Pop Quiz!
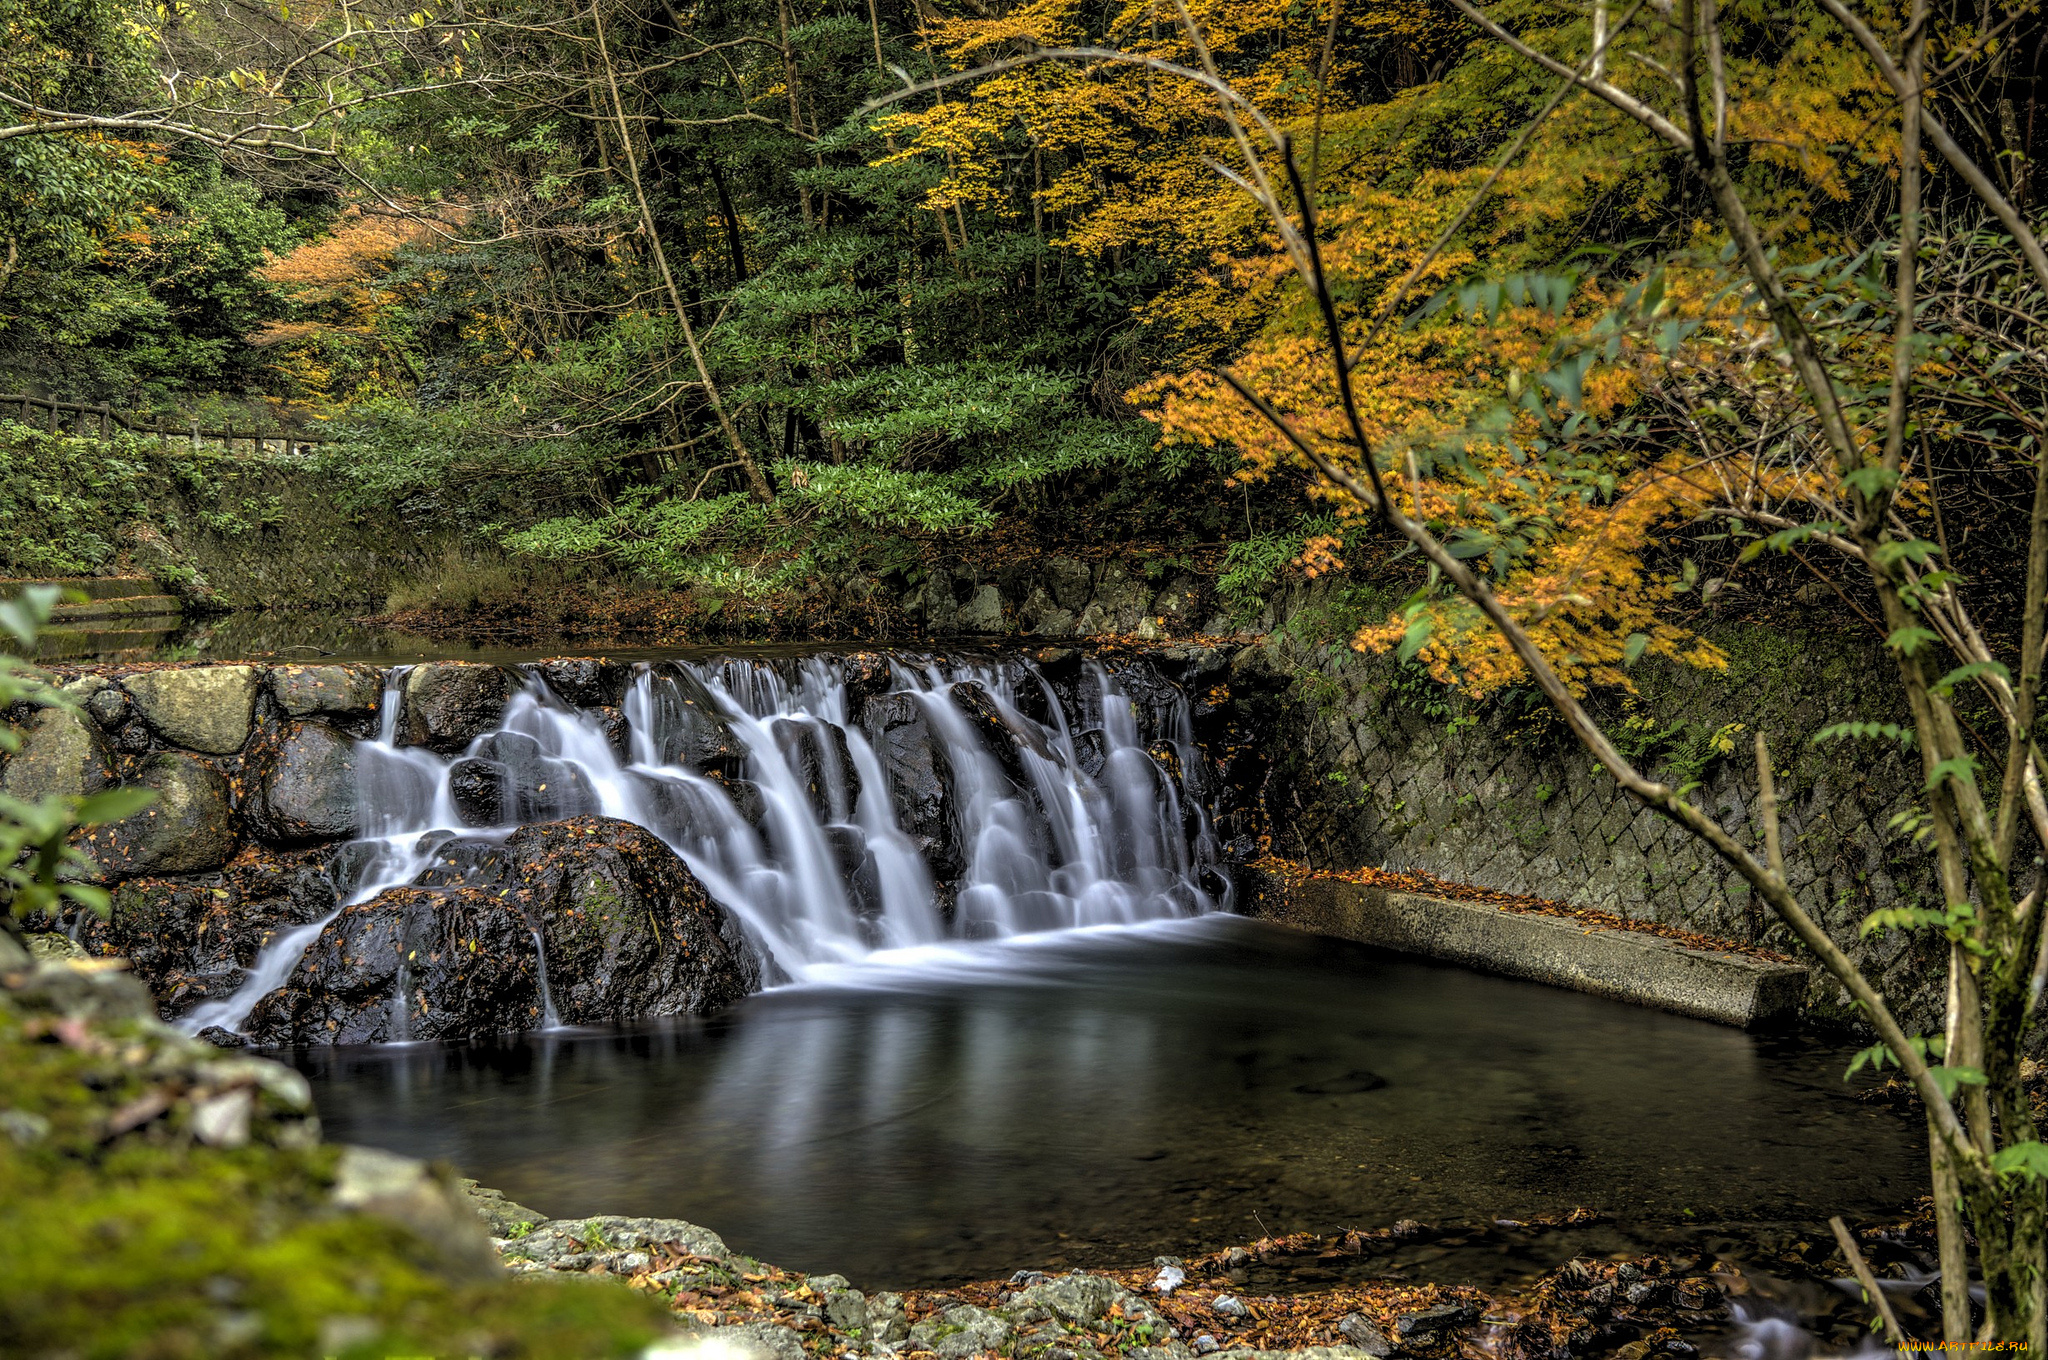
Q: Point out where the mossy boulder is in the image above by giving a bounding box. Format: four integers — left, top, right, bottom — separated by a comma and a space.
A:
0, 705, 111, 801
0, 947, 671, 1359
124, 665, 259, 754
83, 753, 236, 879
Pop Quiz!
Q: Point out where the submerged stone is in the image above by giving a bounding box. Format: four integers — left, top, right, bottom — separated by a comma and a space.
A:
532, 657, 628, 708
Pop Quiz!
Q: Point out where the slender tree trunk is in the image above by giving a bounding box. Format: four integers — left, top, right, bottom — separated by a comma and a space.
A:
591, 0, 772, 502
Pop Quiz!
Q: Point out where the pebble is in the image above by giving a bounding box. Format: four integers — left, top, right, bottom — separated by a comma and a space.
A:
1212, 1295, 1248, 1318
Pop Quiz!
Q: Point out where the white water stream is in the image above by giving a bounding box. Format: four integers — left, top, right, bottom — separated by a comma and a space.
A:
184, 654, 1223, 1036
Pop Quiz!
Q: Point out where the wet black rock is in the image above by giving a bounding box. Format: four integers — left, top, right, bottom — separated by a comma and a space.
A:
88, 846, 340, 1021
950, 680, 1043, 796
448, 757, 507, 827
248, 720, 360, 844
469, 731, 600, 823
861, 693, 958, 881
593, 705, 630, 762
242, 885, 544, 1043
625, 770, 759, 839
399, 817, 757, 1023
504, 817, 758, 1022
644, 665, 744, 772
534, 657, 628, 708
838, 651, 894, 705
401, 663, 512, 753
769, 717, 860, 821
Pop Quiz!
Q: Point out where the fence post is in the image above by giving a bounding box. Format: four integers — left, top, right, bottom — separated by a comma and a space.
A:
99, 405, 110, 441
157, 416, 167, 449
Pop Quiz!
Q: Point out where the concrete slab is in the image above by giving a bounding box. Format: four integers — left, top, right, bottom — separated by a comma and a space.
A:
1260, 877, 1809, 1029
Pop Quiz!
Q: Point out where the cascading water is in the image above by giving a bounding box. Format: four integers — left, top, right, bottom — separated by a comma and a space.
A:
183, 652, 1226, 1035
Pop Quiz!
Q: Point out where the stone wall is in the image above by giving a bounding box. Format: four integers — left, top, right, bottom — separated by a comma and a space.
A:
1218, 574, 1954, 1036
1, 659, 755, 1041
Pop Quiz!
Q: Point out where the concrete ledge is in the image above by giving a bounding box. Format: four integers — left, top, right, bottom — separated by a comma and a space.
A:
1262, 877, 1809, 1029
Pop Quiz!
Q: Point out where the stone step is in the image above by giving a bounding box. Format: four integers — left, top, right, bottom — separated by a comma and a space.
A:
1263, 876, 1811, 1029
0, 575, 170, 602
24, 626, 182, 662
48, 594, 183, 622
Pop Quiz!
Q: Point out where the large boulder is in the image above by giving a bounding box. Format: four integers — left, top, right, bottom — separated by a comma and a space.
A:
123, 666, 259, 753
271, 664, 384, 721
1, 706, 111, 801
82, 753, 236, 880
248, 720, 360, 844
503, 817, 757, 1022
401, 663, 511, 753
241, 885, 545, 1043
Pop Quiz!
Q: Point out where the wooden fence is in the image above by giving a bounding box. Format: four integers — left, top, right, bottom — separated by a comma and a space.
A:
2, 393, 329, 456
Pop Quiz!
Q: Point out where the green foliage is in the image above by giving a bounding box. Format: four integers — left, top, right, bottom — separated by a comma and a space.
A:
1219, 530, 1311, 617
0, 587, 155, 930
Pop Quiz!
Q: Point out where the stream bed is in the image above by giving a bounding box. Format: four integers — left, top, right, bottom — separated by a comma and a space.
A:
293, 913, 1924, 1292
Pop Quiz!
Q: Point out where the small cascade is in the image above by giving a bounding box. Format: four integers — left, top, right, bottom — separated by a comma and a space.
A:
185, 651, 1226, 1035
389, 957, 413, 1043
532, 928, 563, 1030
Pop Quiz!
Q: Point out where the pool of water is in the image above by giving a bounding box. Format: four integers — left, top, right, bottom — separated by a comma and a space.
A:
293, 916, 1924, 1290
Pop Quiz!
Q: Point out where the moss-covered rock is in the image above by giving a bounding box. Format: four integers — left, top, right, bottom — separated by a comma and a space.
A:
124, 666, 259, 754
270, 664, 384, 722
0, 705, 111, 802
83, 753, 236, 880
0, 945, 671, 1359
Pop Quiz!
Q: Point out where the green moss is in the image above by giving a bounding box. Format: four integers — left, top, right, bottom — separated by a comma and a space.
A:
0, 999, 669, 1359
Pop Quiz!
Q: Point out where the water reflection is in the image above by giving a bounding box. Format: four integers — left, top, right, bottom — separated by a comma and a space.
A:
296, 917, 1923, 1288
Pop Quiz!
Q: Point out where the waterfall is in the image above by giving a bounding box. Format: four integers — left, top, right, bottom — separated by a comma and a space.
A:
184, 652, 1224, 1035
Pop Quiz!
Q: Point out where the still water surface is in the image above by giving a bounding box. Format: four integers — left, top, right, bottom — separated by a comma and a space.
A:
295, 915, 1922, 1289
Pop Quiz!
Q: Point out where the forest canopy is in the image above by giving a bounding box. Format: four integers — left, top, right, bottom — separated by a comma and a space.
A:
2, 0, 2042, 678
